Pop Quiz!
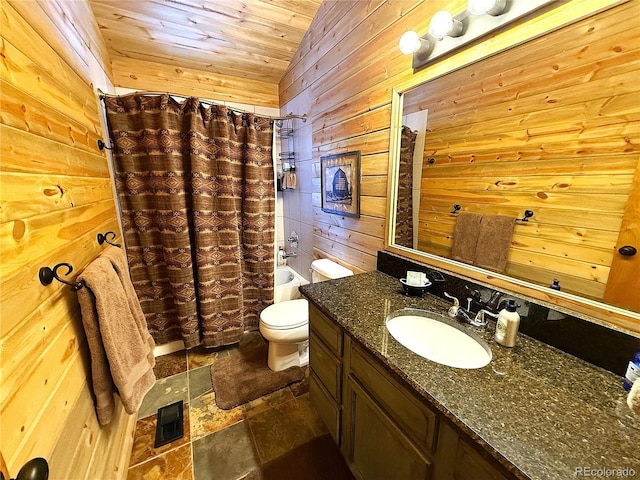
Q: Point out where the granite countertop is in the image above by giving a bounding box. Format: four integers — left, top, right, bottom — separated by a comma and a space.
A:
300, 271, 640, 480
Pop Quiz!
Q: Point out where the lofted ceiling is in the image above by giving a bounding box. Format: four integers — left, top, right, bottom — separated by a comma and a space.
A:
88, 0, 322, 85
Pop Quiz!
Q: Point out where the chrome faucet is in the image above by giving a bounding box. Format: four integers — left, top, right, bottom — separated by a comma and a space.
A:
278, 246, 297, 261
473, 309, 499, 328
444, 292, 461, 318
444, 292, 494, 327
444, 292, 474, 323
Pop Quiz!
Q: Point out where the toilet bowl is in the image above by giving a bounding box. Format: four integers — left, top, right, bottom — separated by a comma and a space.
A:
259, 259, 354, 371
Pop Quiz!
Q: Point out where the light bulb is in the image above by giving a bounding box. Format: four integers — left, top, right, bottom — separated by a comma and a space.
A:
428, 11, 463, 40
468, 0, 507, 16
399, 31, 425, 55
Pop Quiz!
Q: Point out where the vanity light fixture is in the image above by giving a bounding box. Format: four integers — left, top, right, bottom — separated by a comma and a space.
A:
399, 30, 429, 55
467, 0, 507, 16
428, 10, 463, 40
399, 0, 555, 71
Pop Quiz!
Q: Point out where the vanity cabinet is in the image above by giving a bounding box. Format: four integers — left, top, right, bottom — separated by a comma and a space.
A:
309, 305, 516, 480
343, 340, 434, 480
308, 304, 343, 444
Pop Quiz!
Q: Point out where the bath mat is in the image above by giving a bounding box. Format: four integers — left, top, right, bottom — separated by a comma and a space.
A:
210, 339, 304, 410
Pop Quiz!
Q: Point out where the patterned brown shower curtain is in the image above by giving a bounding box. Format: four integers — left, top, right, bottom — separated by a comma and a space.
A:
104, 93, 275, 348
395, 126, 417, 248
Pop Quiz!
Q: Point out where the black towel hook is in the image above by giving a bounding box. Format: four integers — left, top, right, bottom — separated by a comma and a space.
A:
97, 139, 113, 151
97, 231, 121, 248
39, 263, 84, 291
519, 210, 534, 222
450, 204, 461, 214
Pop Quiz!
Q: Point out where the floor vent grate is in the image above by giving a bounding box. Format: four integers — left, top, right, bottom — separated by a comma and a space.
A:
154, 400, 184, 448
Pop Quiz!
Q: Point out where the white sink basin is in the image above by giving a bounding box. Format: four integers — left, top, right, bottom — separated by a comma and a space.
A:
386, 309, 492, 369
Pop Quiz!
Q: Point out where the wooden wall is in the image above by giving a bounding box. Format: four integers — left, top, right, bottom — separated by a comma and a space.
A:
406, 6, 640, 302
0, 1, 135, 477
279, 0, 638, 322
110, 56, 279, 108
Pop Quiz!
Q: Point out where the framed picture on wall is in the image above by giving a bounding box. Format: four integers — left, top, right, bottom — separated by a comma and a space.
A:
320, 150, 361, 217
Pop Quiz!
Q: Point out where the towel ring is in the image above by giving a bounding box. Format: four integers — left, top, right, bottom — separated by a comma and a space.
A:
97, 231, 121, 248
39, 263, 84, 291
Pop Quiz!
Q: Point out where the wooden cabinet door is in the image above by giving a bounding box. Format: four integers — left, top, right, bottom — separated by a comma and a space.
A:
433, 422, 511, 480
343, 376, 432, 480
453, 440, 509, 480
309, 370, 341, 444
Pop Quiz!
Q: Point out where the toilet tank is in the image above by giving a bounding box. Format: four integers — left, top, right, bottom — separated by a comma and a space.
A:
310, 259, 354, 282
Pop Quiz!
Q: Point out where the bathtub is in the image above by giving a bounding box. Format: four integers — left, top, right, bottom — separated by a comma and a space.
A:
275, 266, 309, 303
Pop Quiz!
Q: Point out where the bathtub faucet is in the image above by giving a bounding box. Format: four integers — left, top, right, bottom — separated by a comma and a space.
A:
278, 247, 297, 262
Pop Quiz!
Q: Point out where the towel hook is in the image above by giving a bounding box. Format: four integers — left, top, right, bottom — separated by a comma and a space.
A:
97, 139, 113, 151
39, 263, 84, 290
519, 210, 534, 222
450, 204, 461, 214
97, 231, 121, 248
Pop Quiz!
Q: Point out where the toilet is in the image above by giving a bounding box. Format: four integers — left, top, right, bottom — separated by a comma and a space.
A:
259, 259, 354, 371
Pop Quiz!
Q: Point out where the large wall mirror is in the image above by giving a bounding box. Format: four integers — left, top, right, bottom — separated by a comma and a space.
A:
386, 1, 640, 333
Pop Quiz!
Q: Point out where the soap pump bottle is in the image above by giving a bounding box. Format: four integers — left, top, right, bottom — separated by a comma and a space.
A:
623, 351, 640, 392
495, 299, 520, 347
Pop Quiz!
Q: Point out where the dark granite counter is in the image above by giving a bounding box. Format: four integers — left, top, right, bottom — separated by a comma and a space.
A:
300, 271, 640, 480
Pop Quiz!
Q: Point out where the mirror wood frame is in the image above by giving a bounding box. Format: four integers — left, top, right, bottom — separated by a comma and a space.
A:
385, 0, 640, 335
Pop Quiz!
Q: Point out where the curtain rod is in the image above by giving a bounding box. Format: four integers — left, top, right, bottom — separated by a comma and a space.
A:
97, 89, 307, 123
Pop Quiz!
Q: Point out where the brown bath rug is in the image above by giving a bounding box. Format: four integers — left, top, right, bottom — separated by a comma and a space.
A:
210, 340, 304, 410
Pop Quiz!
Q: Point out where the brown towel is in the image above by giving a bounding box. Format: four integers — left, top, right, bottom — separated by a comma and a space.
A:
474, 215, 516, 273
451, 212, 483, 264
77, 254, 156, 425
100, 246, 155, 362
287, 172, 297, 189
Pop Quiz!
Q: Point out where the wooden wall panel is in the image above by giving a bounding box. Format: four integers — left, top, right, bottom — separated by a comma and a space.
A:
110, 56, 279, 107
1, 1, 134, 477
280, 0, 639, 327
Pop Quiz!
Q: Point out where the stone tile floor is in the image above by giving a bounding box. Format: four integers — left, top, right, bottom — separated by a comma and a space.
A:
126, 333, 336, 480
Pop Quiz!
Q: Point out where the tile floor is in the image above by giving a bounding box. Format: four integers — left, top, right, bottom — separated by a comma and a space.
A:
126, 332, 348, 480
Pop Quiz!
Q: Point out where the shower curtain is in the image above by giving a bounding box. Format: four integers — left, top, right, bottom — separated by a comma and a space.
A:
395, 126, 417, 248
104, 93, 275, 348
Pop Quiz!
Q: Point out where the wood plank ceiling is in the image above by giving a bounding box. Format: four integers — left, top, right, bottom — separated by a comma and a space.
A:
88, 0, 322, 85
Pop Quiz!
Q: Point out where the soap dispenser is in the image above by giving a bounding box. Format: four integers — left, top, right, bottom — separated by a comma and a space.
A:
495, 299, 520, 347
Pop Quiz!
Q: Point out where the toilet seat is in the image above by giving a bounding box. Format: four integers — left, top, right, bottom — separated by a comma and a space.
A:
260, 298, 308, 330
